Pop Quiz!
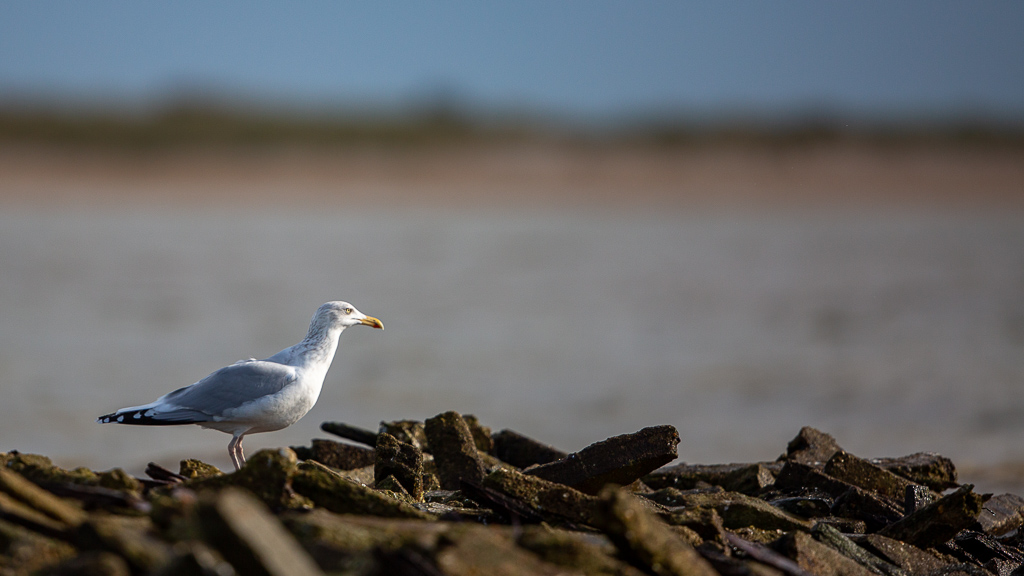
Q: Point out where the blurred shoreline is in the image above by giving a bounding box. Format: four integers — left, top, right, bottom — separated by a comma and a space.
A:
1, 141, 1022, 210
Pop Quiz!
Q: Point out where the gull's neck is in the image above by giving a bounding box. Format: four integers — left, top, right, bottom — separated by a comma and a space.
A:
268, 315, 344, 369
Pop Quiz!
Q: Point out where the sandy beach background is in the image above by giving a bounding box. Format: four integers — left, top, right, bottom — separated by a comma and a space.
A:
1, 140, 1023, 493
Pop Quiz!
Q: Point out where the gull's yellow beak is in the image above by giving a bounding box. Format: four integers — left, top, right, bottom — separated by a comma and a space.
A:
360, 316, 384, 330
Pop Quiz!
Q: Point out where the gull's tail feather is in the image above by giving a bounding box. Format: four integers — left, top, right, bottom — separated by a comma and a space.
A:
97, 404, 209, 426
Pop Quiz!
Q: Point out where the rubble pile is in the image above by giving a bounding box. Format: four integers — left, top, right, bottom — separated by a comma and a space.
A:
2, 414, 1022, 576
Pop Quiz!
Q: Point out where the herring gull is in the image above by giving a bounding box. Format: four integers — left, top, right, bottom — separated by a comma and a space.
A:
98, 301, 383, 470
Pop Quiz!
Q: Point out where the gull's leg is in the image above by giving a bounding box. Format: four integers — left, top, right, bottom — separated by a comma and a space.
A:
237, 435, 247, 468
228, 434, 242, 471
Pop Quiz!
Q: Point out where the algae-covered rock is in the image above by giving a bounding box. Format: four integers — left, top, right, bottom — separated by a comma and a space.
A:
596, 486, 718, 576
0, 467, 87, 528
47, 550, 131, 576
379, 419, 429, 452
76, 513, 172, 572
179, 459, 224, 480
374, 432, 424, 500
4, 452, 101, 487
291, 460, 433, 520
424, 411, 486, 490
517, 525, 648, 576
436, 524, 582, 576
198, 487, 325, 576
96, 468, 142, 495
812, 523, 908, 576
292, 438, 375, 471
856, 534, 949, 576
661, 489, 813, 533
0, 517, 78, 574
823, 451, 925, 504
528, 425, 680, 495
186, 449, 311, 510
779, 530, 875, 576
871, 453, 958, 493
482, 467, 600, 526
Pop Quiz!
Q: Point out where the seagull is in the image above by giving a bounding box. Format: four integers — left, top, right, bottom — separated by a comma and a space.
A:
98, 301, 383, 470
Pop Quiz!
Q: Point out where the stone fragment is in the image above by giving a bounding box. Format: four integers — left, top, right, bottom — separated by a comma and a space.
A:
291, 460, 433, 520
644, 462, 779, 495
871, 453, 958, 492
481, 468, 600, 526
462, 414, 494, 453
0, 491, 68, 536
199, 487, 325, 576
424, 411, 486, 490
905, 485, 935, 514
781, 427, 843, 465
977, 493, 1024, 536
436, 524, 582, 576
516, 525, 648, 576
76, 514, 172, 572
47, 550, 131, 576
595, 486, 718, 576
320, 421, 378, 447
831, 486, 905, 531
527, 425, 680, 495
491, 429, 568, 468
949, 530, 1024, 566
823, 451, 923, 504
374, 432, 424, 500
379, 419, 429, 451
150, 541, 237, 576
812, 523, 908, 576
662, 489, 812, 532
0, 518, 78, 575
724, 533, 816, 576
186, 449, 310, 510
145, 462, 186, 484
856, 534, 950, 576
778, 530, 875, 576
770, 496, 833, 518
771, 461, 856, 498
879, 485, 986, 549
291, 438, 375, 470
179, 459, 224, 480
281, 508, 449, 561
0, 467, 87, 527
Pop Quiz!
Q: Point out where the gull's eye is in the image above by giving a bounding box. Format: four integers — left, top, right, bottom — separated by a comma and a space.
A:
344, 307, 353, 315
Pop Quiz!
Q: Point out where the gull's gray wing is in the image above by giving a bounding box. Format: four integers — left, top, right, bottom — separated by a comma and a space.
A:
158, 360, 299, 418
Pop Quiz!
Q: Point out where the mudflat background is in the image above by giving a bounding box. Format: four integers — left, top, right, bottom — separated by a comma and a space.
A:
1, 141, 1022, 492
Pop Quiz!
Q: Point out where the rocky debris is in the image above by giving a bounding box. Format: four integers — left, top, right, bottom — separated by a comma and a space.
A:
491, 428, 568, 468
291, 438, 375, 470
527, 425, 680, 494
319, 420, 378, 447
1, 420, 1021, 576
425, 411, 487, 490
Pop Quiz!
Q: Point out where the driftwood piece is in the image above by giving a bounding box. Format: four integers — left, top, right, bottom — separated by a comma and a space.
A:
491, 429, 568, 468
878, 485, 987, 549
319, 421, 378, 447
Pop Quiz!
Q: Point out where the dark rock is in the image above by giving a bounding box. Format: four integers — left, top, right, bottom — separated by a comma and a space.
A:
879, 485, 987, 549
186, 449, 310, 510
771, 496, 834, 518
781, 427, 843, 466
644, 462, 780, 495
424, 411, 486, 490
595, 486, 718, 576
978, 493, 1024, 536
823, 451, 923, 505
463, 414, 494, 453
436, 524, 580, 576
812, 522, 908, 576
481, 467, 601, 526
491, 429, 568, 468
660, 489, 813, 532
0, 467, 87, 528
774, 461, 860, 499
145, 462, 186, 484
379, 420, 429, 452
527, 425, 680, 495
831, 486, 905, 531
723, 532, 816, 576
374, 433, 424, 500
949, 530, 1024, 566
76, 514, 173, 572
198, 487, 324, 576
871, 453, 959, 492
47, 550, 132, 576
291, 460, 433, 520
516, 525, 648, 576
292, 438, 375, 470
319, 421, 378, 447
280, 509, 448, 565
856, 534, 950, 576
778, 530, 875, 576
150, 541, 237, 576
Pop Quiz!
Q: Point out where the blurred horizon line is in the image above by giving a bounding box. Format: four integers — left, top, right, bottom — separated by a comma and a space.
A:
2, 88, 1023, 150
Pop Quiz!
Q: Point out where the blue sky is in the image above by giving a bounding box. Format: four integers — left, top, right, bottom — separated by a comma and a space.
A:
2, 2, 1023, 122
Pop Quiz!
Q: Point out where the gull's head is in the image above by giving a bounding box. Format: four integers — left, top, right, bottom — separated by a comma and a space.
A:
316, 301, 384, 330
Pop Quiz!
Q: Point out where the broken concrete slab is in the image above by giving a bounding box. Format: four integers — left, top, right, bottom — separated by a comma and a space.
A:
374, 432, 424, 501
292, 438, 375, 471
424, 411, 486, 491
879, 485, 987, 549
